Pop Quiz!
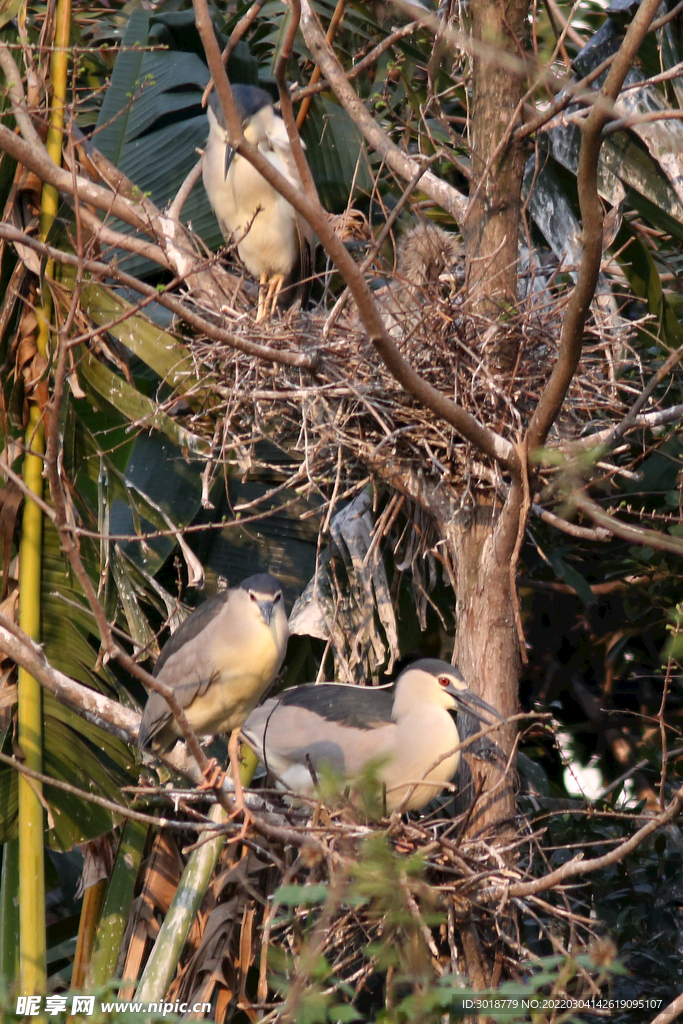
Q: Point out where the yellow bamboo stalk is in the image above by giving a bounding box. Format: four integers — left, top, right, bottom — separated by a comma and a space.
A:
70, 880, 107, 991
17, 0, 72, 997
17, 412, 47, 997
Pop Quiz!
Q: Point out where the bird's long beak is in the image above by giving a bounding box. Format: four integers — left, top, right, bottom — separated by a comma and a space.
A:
450, 686, 505, 725
224, 145, 236, 180
257, 598, 275, 626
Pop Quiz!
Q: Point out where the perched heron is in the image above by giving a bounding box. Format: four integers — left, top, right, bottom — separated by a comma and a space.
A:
139, 573, 288, 812
242, 659, 503, 815
202, 84, 315, 320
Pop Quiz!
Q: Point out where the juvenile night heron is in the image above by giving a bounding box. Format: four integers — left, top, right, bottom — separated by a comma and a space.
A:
202, 84, 315, 320
139, 573, 288, 809
399, 221, 463, 288
242, 659, 503, 815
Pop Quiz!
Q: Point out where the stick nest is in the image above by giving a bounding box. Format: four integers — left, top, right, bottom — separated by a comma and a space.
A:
185, 244, 638, 503
125, 790, 613, 1019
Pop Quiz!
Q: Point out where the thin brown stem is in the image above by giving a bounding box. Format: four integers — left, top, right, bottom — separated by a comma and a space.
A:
526, 0, 664, 454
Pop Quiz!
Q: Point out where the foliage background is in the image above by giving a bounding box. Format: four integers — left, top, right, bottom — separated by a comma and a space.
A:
0, 0, 682, 1019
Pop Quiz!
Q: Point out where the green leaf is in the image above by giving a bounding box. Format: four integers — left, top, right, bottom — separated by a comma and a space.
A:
618, 226, 683, 348
328, 1005, 361, 1022
0, 0, 22, 31
301, 97, 373, 211
79, 282, 199, 395
548, 555, 597, 607
94, 10, 152, 165
78, 350, 209, 455
274, 883, 330, 906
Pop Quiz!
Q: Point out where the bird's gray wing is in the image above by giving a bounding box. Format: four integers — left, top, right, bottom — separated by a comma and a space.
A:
243, 684, 395, 784
138, 673, 217, 751
153, 591, 230, 677
139, 592, 231, 749
277, 683, 393, 728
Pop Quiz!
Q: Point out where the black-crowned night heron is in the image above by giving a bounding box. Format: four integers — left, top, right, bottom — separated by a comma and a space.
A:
348, 222, 463, 340
202, 84, 315, 320
139, 573, 288, 809
242, 659, 503, 815
399, 222, 463, 288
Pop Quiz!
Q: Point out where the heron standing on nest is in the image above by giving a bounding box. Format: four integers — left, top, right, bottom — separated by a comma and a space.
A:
243, 659, 503, 816
202, 84, 315, 320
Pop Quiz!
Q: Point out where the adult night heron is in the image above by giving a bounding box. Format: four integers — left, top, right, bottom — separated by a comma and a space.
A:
242, 659, 503, 815
202, 84, 315, 320
139, 573, 288, 810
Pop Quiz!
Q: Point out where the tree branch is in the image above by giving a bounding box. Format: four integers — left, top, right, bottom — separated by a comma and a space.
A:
531, 503, 611, 541
526, 0, 664, 454
298, 0, 468, 224
193, 0, 518, 472
571, 492, 683, 557
497, 781, 683, 898
0, 751, 214, 830
0, 225, 315, 370
0, 122, 156, 238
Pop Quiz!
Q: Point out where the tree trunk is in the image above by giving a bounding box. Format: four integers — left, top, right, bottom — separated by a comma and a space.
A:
451, 0, 529, 830
449, 498, 521, 838
449, 0, 530, 986
464, 0, 530, 372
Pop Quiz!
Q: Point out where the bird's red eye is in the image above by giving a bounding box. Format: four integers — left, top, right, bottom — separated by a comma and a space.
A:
250, 592, 257, 602
438, 676, 450, 687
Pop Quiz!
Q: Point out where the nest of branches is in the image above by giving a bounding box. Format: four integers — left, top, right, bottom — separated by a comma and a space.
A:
123, 780, 612, 1019
185, 249, 637, 509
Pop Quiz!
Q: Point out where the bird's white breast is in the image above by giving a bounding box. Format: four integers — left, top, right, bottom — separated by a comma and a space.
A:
202, 121, 299, 279
382, 705, 459, 811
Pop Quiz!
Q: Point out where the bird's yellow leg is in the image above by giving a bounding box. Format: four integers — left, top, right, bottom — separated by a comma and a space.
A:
266, 274, 285, 317
256, 272, 269, 322
198, 757, 226, 791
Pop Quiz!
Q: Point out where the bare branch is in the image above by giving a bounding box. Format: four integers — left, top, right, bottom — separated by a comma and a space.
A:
526, 0, 664, 453
0, 224, 316, 370
274, 0, 319, 202
532, 503, 611, 541
565, 403, 683, 453
600, 342, 683, 452
572, 492, 683, 557
605, 107, 683, 134
497, 782, 683, 898
290, 21, 422, 105
299, 0, 468, 224
0, 123, 157, 238
0, 750, 215, 830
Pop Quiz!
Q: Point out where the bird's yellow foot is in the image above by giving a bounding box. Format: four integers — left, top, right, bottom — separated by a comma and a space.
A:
256, 273, 286, 321
265, 274, 285, 317
198, 758, 228, 791
256, 272, 269, 322
198, 756, 253, 838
